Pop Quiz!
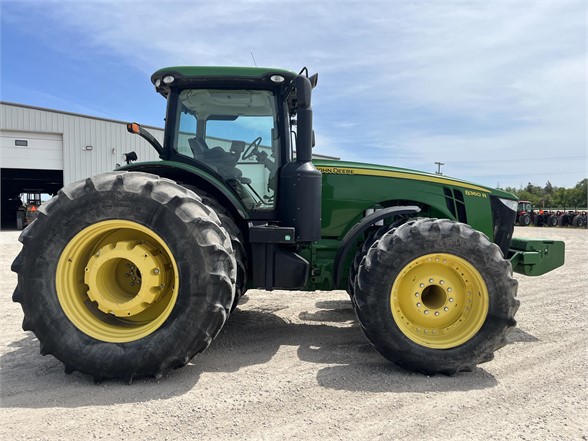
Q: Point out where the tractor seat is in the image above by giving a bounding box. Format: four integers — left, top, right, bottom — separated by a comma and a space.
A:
188, 137, 209, 159
188, 137, 248, 183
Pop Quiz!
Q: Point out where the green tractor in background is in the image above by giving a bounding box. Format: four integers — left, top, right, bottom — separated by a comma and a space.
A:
12, 66, 565, 382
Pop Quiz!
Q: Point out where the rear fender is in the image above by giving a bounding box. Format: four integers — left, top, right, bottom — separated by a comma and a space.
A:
118, 161, 248, 220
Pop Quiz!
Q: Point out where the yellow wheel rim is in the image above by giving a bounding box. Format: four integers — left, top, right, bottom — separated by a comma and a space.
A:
56, 220, 179, 343
390, 253, 489, 349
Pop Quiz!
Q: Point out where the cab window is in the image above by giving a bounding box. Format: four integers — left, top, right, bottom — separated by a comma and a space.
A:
174, 89, 279, 210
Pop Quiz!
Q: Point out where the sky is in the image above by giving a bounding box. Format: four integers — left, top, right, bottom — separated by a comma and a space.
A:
1, 0, 586, 189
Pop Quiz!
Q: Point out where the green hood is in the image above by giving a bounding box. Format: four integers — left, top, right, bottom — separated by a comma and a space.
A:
312, 159, 517, 200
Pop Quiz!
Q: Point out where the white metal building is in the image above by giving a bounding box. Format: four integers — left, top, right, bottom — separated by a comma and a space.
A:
1, 101, 163, 228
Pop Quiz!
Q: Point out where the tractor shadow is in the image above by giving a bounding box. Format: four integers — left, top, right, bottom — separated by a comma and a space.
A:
506, 327, 539, 344
1, 296, 513, 409
295, 299, 500, 393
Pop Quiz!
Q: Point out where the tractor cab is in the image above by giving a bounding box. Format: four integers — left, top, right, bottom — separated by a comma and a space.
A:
128, 67, 321, 244
141, 68, 317, 214
518, 201, 532, 214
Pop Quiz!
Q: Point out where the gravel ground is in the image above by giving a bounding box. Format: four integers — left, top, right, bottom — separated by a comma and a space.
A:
0, 227, 586, 441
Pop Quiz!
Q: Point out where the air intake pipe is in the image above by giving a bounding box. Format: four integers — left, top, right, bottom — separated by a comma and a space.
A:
278, 75, 322, 243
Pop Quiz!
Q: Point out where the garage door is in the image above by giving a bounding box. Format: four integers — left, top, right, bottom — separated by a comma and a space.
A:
0, 130, 63, 170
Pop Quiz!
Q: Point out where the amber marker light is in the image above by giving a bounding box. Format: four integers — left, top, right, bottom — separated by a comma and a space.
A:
127, 123, 140, 134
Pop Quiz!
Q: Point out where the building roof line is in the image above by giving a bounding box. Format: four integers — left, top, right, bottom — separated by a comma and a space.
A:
0, 101, 164, 132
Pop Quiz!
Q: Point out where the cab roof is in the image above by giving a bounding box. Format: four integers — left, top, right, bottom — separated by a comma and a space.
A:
151, 66, 299, 96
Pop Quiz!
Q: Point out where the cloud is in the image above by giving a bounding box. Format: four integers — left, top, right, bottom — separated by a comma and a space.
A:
4, 0, 586, 187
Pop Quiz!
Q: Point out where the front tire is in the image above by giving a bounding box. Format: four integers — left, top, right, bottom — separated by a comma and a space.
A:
11, 172, 236, 381
353, 218, 519, 375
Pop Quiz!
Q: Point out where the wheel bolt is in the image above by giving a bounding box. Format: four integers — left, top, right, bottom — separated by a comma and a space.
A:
424, 310, 429, 314
449, 298, 454, 302
154, 268, 160, 275
444, 307, 449, 311
415, 292, 420, 297
435, 312, 440, 316
417, 302, 421, 307
420, 283, 425, 288
440, 280, 444, 285
429, 278, 434, 283
447, 288, 452, 292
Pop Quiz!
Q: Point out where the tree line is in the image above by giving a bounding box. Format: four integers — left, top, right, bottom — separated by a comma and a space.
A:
499, 178, 587, 210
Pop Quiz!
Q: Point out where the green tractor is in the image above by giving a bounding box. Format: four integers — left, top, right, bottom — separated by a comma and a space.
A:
12, 66, 565, 381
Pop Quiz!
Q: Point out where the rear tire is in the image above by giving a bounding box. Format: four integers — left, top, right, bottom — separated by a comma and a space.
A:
518, 213, 531, 226
353, 218, 519, 375
11, 172, 236, 381
547, 215, 558, 227
182, 186, 247, 311
533, 215, 541, 227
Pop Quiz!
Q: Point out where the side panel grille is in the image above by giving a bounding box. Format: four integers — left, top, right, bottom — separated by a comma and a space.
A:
443, 187, 468, 224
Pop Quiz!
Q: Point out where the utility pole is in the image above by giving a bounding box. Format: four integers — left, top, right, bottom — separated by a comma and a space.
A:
434, 161, 444, 175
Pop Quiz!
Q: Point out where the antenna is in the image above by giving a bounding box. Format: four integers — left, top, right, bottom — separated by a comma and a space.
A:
250, 52, 258, 67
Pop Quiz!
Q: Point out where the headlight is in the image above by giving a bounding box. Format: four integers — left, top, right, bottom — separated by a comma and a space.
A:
498, 197, 518, 212
162, 75, 175, 84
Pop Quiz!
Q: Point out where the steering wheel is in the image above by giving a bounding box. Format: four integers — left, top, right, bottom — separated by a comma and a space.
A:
242, 137, 263, 160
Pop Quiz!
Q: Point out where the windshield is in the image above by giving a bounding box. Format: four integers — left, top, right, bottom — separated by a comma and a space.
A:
174, 89, 279, 210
